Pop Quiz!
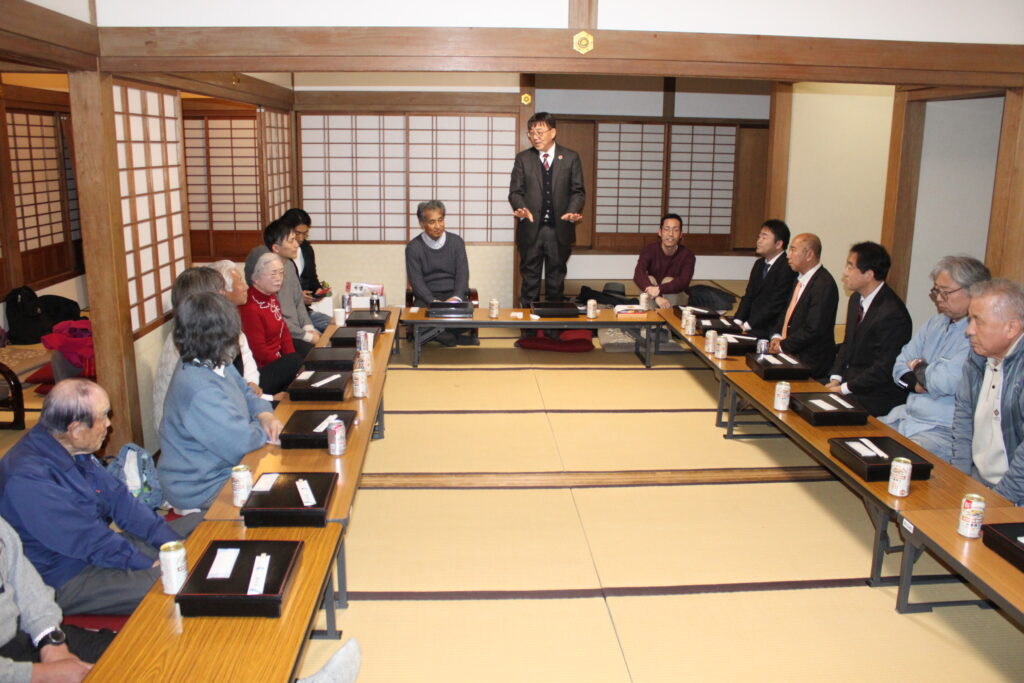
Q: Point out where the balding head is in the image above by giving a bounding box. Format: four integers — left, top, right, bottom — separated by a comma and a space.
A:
787, 233, 822, 274
39, 379, 112, 455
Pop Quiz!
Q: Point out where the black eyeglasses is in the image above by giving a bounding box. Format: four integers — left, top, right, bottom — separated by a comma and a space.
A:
929, 286, 963, 301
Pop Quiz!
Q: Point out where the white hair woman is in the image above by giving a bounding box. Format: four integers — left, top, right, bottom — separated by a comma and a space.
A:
238, 252, 303, 395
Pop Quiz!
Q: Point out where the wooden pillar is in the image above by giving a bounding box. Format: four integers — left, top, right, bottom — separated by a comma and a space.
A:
67, 70, 142, 448
569, 0, 597, 29
986, 88, 1024, 281
512, 74, 536, 305
879, 89, 926, 299
0, 85, 24, 290
764, 82, 792, 220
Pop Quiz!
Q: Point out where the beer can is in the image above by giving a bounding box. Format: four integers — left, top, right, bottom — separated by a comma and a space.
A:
327, 419, 347, 456
683, 313, 697, 336
887, 457, 912, 497
773, 381, 791, 411
369, 293, 381, 312
704, 330, 718, 353
957, 494, 986, 538
159, 541, 187, 595
756, 339, 769, 356
715, 335, 729, 359
356, 330, 369, 352
352, 368, 368, 398
231, 464, 252, 507
488, 298, 500, 318
639, 292, 650, 309
342, 293, 352, 313
586, 299, 598, 319
359, 349, 373, 375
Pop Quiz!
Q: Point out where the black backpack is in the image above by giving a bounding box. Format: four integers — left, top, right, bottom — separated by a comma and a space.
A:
38, 295, 81, 327
5, 286, 52, 344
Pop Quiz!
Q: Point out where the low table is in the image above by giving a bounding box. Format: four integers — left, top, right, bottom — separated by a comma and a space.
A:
400, 307, 666, 368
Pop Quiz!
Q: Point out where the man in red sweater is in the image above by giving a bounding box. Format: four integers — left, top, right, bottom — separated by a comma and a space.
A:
632, 213, 696, 309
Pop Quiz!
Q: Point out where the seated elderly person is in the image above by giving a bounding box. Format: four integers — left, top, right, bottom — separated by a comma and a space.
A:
0, 379, 200, 615
405, 199, 475, 346
880, 256, 990, 459
159, 293, 283, 513
948, 279, 1024, 505
632, 213, 695, 309
239, 252, 304, 394
0, 514, 114, 682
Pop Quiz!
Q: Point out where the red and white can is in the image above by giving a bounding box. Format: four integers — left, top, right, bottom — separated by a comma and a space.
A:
359, 349, 373, 375
704, 330, 718, 354
715, 336, 729, 359
586, 299, 598, 319
489, 298, 500, 318
887, 457, 912, 497
327, 419, 347, 456
159, 541, 187, 594
773, 381, 791, 411
231, 464, 252, 507
352, 368, 368, 398
683, 313, 697, 336
957, 494, 986, 538
356, 330, 370, 352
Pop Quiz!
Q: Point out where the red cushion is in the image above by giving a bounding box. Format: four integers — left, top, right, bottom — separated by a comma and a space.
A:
34, 384, 54, 395
62, 614, 129, 632
515, 329, 594, 352
25, 363, 54, 384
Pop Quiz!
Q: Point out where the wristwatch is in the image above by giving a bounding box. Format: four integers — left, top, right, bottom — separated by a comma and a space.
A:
36, 627, 67, 649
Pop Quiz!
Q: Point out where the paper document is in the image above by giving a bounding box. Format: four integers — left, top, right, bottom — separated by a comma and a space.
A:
296, 371, 314, 381
252, 473, 279, 492
207, 547, 240, 580
810, 399, 838, 411
296, 478, 317, 507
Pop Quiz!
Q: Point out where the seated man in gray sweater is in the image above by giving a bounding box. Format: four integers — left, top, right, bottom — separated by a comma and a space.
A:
405, 200, 476, 346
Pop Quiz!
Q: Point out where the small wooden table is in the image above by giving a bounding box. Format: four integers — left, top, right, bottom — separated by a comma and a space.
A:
401, 306, 666, 367
86, 522, 343, 683
896, 506, 1024, 623
721, 370, 1013, 585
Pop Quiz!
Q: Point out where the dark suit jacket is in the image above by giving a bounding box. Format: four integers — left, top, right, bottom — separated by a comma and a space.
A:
296, 240, 319, 294
774, 265, 840, 380
830, 283, 913, 416
508, 145, 585, 251
735, 253, 798, 339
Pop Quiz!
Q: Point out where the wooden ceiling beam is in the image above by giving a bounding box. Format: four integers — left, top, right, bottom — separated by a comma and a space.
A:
118, 72, 293, 109
0, 0, 98, 70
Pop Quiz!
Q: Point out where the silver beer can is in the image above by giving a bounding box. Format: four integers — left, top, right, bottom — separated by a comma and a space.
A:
159, 540, 187, 595
704, 330, 718, 354
683, 313, 697, 336
231, 464, 252, 507
715, 335, 729, 359
586, 299, 598, 319
489, 298, 500, 318
359, 348, 373, 375
342, 293, 352, 313
356, 330, 369, 352
773, 381, 791, 411
887, 457, 912, 497
756, 339, 769, 356
352, 368, 368, 398
327, 419, 347, 456
639, 292, 650, 309
369, 293, 381, 312
957, 494, 986, 538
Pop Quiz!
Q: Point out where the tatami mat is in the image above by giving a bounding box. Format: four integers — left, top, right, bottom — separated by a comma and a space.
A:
299, 598, 631, 683
608, 586, 1024, 682
392, 337, 534, 368
345, 488, 601, 592
572, 481, 949, 587
364, 413, 564, 473
384, 369, 546, 411
534, 367, 718, 410
549, 411, 815, 471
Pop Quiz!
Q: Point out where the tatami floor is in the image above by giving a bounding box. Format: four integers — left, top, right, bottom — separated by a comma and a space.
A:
296, 328, 1024, 682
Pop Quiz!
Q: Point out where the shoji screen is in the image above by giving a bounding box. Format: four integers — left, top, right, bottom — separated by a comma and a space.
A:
667, 124, 736, 235
260, 108, 293, 220
113, 83, 189, 334
594, 122, 666, 234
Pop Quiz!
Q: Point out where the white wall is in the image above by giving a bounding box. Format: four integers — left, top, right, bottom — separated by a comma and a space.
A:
785, 83, 895, 320
134, 322, 170, 452
905, 97, 1003, 325
599, 0, 1024, 44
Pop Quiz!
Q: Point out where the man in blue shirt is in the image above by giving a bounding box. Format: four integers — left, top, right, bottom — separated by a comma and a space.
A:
880, 256, 990, 460
0, 379, 200, 615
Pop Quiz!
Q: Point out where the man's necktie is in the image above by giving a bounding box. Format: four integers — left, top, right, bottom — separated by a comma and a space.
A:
542, 153, 550, 170
762, 260, 771, 279
780, 280, 802, 340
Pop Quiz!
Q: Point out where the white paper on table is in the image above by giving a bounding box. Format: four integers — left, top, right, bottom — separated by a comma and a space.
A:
700, 319, 711, 327
859, 438, 890, 459
690, 307, 709, 314
311, 373, 342, 388
252, 473, 279, 492
763, 355, 783, 365
295, 478, 317, 506
296, 370, 315, 381
847, 440, 877, 457
247, 553, 270, 595
831, 395, 855, 409
778, 353, 799, 365
313, 414, 339, 432
409, 307, 420, 313
723, 334, 738, 343
529, 314, 540, 320
207, 547, 240, 580
810, 399, 838, 411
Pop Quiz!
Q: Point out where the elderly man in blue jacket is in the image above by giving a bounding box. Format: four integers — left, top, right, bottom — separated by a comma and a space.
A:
0, 379, 200, 615
949, 278, 1024, 505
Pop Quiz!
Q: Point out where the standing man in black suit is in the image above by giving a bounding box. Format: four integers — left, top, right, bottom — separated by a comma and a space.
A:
768, 233, 839, 380
734, 219, 798, 339
825, 242, 913, 416
508, 112, 585, 306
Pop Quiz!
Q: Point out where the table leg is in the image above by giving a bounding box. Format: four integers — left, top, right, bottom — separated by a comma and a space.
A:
895, 541, 930, 614
645, 325, 654, 367
412, 325, 422, 367
725, 385, 738, 438
372, 396, 385, 440
716, 376, 728, 427
334, 541, 349, 609
865, 500, 901, 587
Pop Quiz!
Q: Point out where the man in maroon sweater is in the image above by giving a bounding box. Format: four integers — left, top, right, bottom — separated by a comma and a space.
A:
632, 213, 696, 309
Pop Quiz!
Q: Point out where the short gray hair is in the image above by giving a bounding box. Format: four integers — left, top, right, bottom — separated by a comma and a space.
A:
969, 278, 1024, 322
930, 255, 990, 291
252, 252, 283, 280
210, 260, 239, 291
416, 200, 446, 223
39, 378, 104, 435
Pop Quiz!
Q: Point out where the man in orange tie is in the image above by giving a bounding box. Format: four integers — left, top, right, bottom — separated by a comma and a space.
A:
768, 233, 839, 380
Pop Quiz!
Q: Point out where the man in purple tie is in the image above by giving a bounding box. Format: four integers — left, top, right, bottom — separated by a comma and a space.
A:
508, 112, 585, 306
